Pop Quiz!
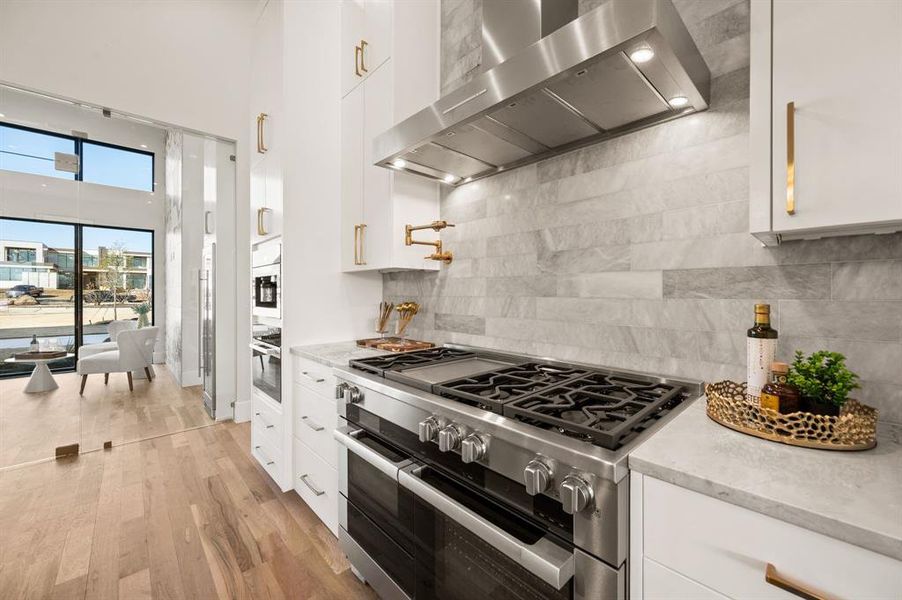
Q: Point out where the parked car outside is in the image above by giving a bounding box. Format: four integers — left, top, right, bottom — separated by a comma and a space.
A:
5, 285, 43, 298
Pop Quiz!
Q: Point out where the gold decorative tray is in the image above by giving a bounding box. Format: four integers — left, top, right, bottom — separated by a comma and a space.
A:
705, 380, 877, 451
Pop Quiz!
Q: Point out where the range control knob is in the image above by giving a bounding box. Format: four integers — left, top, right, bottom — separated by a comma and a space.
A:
560, 474, 594, 515
334, 382, 349, 399
437, 425, 462, 452
418, 417, 440, 443
460, 434, 488, 463
523, 459, 553, 496
346, 386, 363, 404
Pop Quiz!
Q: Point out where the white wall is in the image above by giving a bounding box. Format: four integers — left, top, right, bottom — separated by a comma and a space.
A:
0, 0, 256, 414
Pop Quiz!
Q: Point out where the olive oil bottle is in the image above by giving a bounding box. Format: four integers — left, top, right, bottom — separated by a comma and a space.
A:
747, 304, 778, 398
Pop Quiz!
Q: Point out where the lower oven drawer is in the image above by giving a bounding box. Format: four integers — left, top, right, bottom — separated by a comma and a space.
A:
293, 436, 338, 535
344, 500, 415, 598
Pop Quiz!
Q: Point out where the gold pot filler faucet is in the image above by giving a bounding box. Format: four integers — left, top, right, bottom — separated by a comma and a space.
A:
404, 220, 455, 264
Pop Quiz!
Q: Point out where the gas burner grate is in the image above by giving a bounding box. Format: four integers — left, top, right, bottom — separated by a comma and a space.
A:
502, 372, 686, 449
349, 347, 474, 376
434, 363, 591, 413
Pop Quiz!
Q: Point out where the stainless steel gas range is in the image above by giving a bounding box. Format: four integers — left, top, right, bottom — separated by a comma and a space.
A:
332, 345, 702, 600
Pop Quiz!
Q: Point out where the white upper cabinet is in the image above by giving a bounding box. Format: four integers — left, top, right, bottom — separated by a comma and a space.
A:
340, 0, 441, 273
750, 0, 902, 245
341, 0, 393, 98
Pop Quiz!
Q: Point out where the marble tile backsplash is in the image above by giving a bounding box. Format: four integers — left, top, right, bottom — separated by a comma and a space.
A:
387, 0, 902, 424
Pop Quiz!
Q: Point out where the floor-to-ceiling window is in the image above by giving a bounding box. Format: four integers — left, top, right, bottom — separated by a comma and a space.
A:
0, 217, 154, 377
0, 218, 77, 376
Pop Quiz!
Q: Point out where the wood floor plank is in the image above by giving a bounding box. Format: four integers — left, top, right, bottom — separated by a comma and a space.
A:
0, 399, 376, 600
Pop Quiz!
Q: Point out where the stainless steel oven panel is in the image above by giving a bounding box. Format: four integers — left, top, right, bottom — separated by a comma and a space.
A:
574, 475, 628, 572
252, 238, 281, 268
338, 527, 411, 600
334, 426, 412, 496
574, 550, 625, 600
399, 463, 575, 590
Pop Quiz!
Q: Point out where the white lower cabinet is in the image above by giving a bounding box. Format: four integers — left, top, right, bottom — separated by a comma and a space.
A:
631, 475, 902, 599
251, 390, 291, 491
293, 436, 339, 535
290, 356, 341, 536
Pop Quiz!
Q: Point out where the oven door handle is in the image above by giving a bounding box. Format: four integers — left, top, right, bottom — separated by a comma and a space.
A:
248, 342, 280, 357
398, 465, 575, 590
333, 426, 409, 479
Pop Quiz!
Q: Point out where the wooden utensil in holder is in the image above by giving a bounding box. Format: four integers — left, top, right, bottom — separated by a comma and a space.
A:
376, 301, 393, 335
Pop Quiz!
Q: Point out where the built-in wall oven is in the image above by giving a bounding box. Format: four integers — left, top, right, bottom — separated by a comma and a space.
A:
252, 238, 280, 320
334, 399, 617, 600
250, 323, 281, 403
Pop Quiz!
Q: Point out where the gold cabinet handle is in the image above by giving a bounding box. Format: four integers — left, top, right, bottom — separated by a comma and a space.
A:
354, 45, 362, 77
786, 101, 795, 215
258, 113, 268, 153
765, 563, 832, 600
353, 225, 360, 265
359, 39, 368, 73
358, 223, 367, 265
257, 207, 272, 237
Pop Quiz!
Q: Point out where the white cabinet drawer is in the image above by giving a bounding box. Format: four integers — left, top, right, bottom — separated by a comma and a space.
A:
643, 477, 902, 599
293, 436, 339, 535
251, 426, 283, 484
642, 558, 726, 600
292, 355, 336, 395
292, 383, 339, 468
251, 397, 283, 451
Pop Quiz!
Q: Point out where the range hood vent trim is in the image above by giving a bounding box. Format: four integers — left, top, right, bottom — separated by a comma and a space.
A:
374, 0, 710, 185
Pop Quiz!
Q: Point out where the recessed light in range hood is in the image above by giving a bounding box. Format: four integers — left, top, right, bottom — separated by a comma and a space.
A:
374, 0, 710, 185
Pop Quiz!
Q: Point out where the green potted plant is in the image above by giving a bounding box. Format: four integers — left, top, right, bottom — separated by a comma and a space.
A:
131, 303, 152, 328
787, 350, 860, 416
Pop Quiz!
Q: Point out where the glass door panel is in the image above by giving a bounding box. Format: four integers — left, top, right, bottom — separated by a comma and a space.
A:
0, 217, 78, 467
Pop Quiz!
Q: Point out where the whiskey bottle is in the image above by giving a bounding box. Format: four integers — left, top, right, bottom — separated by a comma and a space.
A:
760, 362, 800, 414
747, 304, 777, 398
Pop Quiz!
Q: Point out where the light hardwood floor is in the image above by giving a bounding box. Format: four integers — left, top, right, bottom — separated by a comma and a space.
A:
0, 420, 376, 600
1, 367, 212, 468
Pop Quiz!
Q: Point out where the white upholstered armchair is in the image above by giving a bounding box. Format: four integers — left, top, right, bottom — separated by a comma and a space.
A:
77, 326, 159, 394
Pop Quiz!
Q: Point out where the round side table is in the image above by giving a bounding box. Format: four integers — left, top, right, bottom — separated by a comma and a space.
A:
3, 353, 75, 393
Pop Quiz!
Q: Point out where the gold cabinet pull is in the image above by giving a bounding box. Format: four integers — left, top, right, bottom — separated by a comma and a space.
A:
359, 39, 368, 73
358, 223, 367, 265
258, 113, 268, 153
786, 101, 795, 215
257, 207, 272, 237
353, 225, 360, 264
354, 45, 362, 77
765, 563, 832, 600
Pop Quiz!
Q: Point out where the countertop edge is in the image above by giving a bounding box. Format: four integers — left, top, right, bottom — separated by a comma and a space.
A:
629, 446, 902, 564
288, 346, 333, 367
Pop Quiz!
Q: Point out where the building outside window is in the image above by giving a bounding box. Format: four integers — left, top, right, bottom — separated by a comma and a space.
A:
5, 247, 36, 263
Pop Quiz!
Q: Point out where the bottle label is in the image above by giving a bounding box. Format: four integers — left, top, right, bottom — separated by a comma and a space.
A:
747, 337, 776, 398
760, 392, 780, 412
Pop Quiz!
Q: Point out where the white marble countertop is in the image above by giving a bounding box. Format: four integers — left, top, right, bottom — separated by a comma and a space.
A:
289, 340, 389, 368
630, 398, 902, 562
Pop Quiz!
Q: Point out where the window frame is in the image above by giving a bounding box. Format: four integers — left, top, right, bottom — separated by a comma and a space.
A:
0, 216, 155, 379
0, 121, 155, 192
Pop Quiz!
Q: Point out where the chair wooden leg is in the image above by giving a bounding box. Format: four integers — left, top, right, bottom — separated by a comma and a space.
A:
144, 367, 152, 381
104, 373, 109, 385
127, 372, 133, 392
80, 375, 88, 395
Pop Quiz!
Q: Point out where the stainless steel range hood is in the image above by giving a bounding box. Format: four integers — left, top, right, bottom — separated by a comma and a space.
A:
374, 0, 710, 185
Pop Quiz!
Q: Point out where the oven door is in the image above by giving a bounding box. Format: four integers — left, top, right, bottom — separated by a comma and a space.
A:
252, 264, 280, 318
250, 340, 281, 403
400, 463, 575, 600
334, 426, 416, 600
